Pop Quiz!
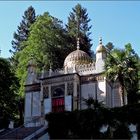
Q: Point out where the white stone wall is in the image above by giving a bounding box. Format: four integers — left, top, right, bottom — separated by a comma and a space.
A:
81, 83, 96, 109
65, 95, 72, 111
44, 98, 52, 114
24, 91, 42, 127
95, 51, 106, 73
106, 82, 112, 107
112, 86, 122, 107
96, 59, 105, 73
97, 80, 106, 104
25, 93, 32, 118
32, 91, 41, 116
26, 73, 37, 85
96, 52, 103, 61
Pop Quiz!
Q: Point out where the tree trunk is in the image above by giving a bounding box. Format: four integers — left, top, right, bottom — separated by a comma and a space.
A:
119, 76, 127, 106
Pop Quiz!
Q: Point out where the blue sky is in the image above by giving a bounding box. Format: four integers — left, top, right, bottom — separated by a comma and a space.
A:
0, 1, 140, 58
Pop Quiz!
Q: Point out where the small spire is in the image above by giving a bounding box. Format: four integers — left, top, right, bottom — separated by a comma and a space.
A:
99, 37, 102, 45
77, 37, 80, 50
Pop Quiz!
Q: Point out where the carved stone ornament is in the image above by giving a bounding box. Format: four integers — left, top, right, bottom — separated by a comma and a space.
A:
67, 82, 73, 95
42, 74, 75, 85
43, 86, 49, 98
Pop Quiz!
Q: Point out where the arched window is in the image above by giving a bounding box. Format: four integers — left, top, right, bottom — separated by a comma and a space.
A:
52, 88, 64, 97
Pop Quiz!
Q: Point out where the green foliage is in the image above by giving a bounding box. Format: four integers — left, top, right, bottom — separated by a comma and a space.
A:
10, 6, 36, 54
83, 97, 104, 109
105, 44, 140, 104
48, 98, 107, 138
25, 12, 72, 70
15, 12, 74, 96
9, 6, 36, 97
46, 110, 101, 139
124, 44, 140, 104
66, 3, 92, 56
105, 42, 114, 52
0, 58, 19, 128
46, 104, 140, 139
10, 4, 94, 99
9, 8, 36, 97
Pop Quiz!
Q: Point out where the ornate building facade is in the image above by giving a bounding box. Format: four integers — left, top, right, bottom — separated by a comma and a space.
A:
24, 38, 123, 127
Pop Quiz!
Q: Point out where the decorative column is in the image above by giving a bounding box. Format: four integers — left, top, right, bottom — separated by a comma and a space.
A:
40, 82, 45, 125
65, 82, 67, 96
73, 74, 79, 110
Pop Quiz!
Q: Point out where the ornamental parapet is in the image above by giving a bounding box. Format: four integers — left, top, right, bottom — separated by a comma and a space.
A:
39, 62, 96, 78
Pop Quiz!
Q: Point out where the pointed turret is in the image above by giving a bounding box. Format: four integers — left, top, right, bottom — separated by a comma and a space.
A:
96, 37, 106, 73
26, 58, 37, 85
96, 37, 106, 53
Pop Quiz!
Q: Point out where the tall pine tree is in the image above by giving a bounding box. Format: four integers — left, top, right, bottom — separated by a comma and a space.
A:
9, 6, 36, 120
66, 3, 92, 56
10, 6, 36, 54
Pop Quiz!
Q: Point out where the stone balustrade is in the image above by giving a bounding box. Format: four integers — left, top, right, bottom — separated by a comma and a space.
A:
39, 62, 97, 78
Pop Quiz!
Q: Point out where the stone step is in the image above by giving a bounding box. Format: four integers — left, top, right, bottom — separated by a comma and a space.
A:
0, 126, 42, 139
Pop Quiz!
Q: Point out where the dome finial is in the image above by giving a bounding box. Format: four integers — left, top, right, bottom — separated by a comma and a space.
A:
77, 37, 80, 50
99, 37, 102, 45
96, 36, 106, 53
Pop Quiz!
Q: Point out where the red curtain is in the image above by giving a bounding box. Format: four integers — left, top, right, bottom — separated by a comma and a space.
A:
52, 98, 64, 112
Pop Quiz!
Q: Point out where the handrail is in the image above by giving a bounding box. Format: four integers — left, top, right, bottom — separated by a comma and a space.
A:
0, 116, 42, 138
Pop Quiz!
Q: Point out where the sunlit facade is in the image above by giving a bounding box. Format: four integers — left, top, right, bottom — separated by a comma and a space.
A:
24, 38, 123, 127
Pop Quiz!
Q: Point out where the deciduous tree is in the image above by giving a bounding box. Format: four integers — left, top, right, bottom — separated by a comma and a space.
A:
0, 58, 19, 128
16, 12, 72, 96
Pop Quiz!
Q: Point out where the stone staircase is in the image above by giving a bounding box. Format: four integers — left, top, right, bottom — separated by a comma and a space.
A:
0, 126, 43, 139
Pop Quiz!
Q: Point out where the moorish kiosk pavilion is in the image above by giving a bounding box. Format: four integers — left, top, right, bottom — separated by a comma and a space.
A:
24, 37, 124, 127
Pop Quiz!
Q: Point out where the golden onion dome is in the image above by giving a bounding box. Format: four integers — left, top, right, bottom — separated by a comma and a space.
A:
64, 38, 92, 68
64, 49, 92, 68
96, 37, 106, 53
